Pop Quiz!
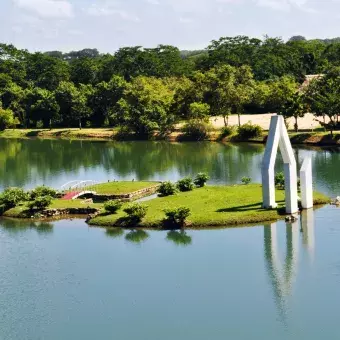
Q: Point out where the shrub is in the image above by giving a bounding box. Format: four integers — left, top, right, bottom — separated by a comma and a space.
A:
123, 203, 148, 225
104, 200, 122, 214
176, 177, 195, 192
237, 122, 263, 140
189, 102, 210, 120
157, 181, 177, 196
30, 185, 57, 200
194, 173, 210, 187
275, 172, 285, 189
183, 119, 212, 141
0, 187, 27, 208
164, 207, 191, 227
241, 177, 251, 185
28, 195, 52, 210
219, 125, 235, 139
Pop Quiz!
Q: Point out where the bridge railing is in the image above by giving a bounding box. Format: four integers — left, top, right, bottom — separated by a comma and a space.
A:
61, 180, 99, 193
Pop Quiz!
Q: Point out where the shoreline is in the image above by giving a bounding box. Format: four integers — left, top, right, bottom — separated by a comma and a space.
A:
1, 128, 340, 146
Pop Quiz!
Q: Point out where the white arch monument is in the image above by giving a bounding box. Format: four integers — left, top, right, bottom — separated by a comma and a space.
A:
262, 115, 313, 214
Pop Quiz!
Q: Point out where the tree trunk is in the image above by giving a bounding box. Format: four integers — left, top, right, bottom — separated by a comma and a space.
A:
79, 118, 82, 130
294, 116, 298, 132
223, 115, 227, 127
238, 113, 241, 127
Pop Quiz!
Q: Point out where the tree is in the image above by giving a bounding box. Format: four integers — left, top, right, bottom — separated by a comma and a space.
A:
89, 75, 127, 126
188, 102, 210, 121
26, 53, 70, 90
70, 57, 98, 85
204, 65, 255, 126
25, 88, 60, 128
55, 81, 92, 128
117, 76, 177, 136
279, 92, 306, 132
304, 69, 340, 136
0, 108, 19, 130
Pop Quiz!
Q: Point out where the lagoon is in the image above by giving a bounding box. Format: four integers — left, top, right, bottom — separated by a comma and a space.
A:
0, 139, 340, 339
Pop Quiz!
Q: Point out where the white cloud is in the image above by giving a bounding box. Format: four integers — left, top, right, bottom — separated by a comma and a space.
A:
13, 0, 73, 18
146, 0, 160, 4
179, 17, 194, 23
85, 3, 140, 22
255, 0, 314, 11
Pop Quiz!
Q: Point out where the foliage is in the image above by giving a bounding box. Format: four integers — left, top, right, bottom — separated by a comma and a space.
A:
164, 207, 191, 226
219, 125, 236, 138
28, 195, 52, 210
237, 122, 263, 139
279, 92, 307, 132
275, 172, 285, 189
188, 102, 210, 120
30, 185, 57, 200
194, 172, 210, 187
104, 200, 123, 214
0, 108, 19, 130
304, 68, 340, 135
241, 177, 251, 185
0, 187, 27, 208
123, 203, 148, 225
176, 177, 195, 192
157, 181, 177, 196
183, 119, 212, 140
117, 76, 177, 136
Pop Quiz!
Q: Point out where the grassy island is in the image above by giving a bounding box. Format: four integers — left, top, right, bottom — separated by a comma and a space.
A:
89, 184, 329, 228
0, 182, 329, 227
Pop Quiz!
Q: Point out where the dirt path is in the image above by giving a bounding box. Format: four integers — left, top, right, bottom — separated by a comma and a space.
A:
210, 113, 325, 131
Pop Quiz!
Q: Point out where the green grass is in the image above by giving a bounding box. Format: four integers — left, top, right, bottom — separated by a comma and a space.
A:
87, 181, 159, 195
3, 199, 103, 218
89, 184, 330, 228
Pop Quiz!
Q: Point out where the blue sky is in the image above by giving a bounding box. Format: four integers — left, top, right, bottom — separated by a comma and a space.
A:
0, 0, 339, 53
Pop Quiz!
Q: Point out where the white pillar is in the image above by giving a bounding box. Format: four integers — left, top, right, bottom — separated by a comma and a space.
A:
300, 156, 313, 209
262, 116, 280, 209
262, 116, 298, 214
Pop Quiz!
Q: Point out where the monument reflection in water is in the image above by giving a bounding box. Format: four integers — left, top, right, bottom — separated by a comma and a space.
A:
264, 209, 315, 323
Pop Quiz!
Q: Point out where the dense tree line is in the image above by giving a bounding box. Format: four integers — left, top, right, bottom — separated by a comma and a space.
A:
1, 35, 340, 135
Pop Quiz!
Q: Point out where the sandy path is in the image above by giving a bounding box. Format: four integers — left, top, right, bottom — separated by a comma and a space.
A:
210, 113, 325, 131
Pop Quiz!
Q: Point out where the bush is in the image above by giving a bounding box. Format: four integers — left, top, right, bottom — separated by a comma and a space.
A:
241, 177, 251, 185
194, 173, 210, 187
177, 177, 195, 192
275, 172, 285, 189
28, 195, 52, 210
183, 119, 212, 140
0, 108, 19, 130
30, 185, 57, 200
104, 200, 122, 214
220, 125, 236, 139
157, 181, 177, 196
123, 203, 148, 225
189, 102, 210, 120
237, 122, 263, 139
0, 187, 27, 208
164, 207, 191, 226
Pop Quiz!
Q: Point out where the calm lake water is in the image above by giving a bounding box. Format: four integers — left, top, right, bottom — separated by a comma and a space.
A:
0, 138, 340, 340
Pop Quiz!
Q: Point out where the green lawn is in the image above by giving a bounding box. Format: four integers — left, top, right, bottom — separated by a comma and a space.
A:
3, 199, 103, 218
87, 181, 159, 195
89, 184, 329, 228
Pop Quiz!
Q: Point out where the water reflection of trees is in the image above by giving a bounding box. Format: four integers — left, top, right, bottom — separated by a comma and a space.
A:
0, 218, 53, 234
0, 139, 264, 189
105, 227, 124, 238
125, 229, 149, 243
166, 230, 192, 246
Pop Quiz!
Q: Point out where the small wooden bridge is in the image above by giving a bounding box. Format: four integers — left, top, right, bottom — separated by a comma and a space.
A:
61, 180, 98, 200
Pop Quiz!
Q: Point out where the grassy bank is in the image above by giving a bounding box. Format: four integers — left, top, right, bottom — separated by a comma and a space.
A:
89, 184, 330, 228
1, 128, 340, 145
3, 199, 102, 218
86, 181, 159, 194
